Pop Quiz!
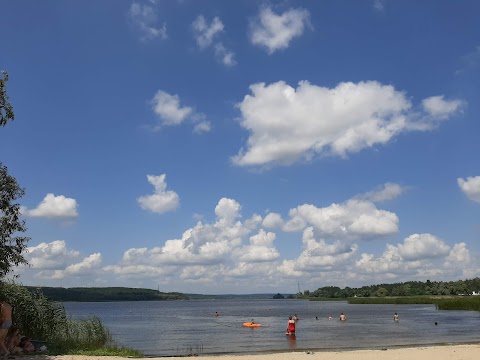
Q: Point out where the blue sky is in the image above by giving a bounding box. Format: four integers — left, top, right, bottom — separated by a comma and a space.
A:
1, 0, 479, 294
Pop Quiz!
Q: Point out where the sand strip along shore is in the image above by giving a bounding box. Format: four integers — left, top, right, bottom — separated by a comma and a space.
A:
46, 344, 480, 360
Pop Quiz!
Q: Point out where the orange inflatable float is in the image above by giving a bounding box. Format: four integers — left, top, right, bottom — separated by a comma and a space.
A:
243, 322, 261, 327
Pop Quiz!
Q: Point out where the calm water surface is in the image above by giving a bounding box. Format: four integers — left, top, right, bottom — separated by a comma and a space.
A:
64, 300, 480, 356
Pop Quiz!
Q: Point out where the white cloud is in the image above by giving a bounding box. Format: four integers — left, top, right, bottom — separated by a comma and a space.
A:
356, 244, 422, 276
13, 192, 480, 292
250, 7, 311, 54
422, 95, 464, 119
152, 90, 193, 125
262, 212, 284, 228
192, 15, 236, 66
356, 236, 474, 282
397, 233, 450, 261
233, 229, 280, 263
138, 174, 179, 214
293, 228, 358, 272
233, 80, 464, 167
151, 90, 211, 132
444, 242, 471, 267
23, 193, 78, 218
358, 182, 406, 202
193, 120, 211, 134
128, 2, 167, 41
65, 253, 102, 275
458, 176, 480, 203
283, 199, 399, 240
25, 240, 80, 269
215, 197, 241, 223
192, 15, 223, 48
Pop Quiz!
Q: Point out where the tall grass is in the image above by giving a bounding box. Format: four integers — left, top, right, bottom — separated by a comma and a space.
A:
435, 296, 480, 311
0, 281, 142, 356
347, 296, 439, 305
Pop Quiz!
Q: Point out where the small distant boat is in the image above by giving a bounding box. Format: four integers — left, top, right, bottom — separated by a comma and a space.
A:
243, 322, 261, 328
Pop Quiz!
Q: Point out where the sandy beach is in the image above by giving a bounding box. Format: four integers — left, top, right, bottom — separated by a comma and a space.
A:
46, 344, 480, 360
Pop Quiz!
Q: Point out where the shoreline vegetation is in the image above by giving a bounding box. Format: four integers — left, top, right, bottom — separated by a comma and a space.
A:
1, 279, 479, 358
1, 282, 142, 357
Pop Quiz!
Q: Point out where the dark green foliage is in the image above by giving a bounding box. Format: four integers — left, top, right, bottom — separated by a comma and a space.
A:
272, 293, 285, 299
302, 277, 480, 300
348, 296, 439, 305
26, 286, 189, 302
0, 162, 30, 277
0, 71, 15, 127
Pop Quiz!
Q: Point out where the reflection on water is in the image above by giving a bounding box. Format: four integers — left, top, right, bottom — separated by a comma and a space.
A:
286, 334, 296, 350
64, 299, 480, 356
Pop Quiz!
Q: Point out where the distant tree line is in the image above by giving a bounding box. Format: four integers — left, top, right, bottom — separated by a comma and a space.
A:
298, 278, 480, 299
26, 286, 189, 302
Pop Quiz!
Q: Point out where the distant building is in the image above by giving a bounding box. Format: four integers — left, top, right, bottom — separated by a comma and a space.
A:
273, 293, 285, 299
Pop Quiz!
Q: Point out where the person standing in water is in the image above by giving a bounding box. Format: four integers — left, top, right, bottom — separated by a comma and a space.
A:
394, 312, 399, 321
285, 315, 296, 335
339, 312, 346, 321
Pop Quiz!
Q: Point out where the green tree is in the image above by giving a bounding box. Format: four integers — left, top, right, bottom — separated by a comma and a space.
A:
375, 287, 389, 297
1, 70, 30, 276
0, 162, 30, 276
0, 71, 15, 127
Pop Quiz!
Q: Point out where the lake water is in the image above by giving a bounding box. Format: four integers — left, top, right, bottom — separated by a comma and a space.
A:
63, 299, 480, 356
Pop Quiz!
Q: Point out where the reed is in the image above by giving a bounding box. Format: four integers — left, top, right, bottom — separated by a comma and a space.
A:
434, 296, 480, 311
0, 281, 142, 355
347, 296, 439, 305
347, 295, 480, 310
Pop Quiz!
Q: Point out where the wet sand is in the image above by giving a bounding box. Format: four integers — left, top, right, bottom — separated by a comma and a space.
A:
48, 343, 480, 359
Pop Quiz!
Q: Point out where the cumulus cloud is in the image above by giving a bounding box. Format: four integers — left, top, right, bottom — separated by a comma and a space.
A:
282, 199, 399, 240
262, 212, 284, 228
458, 176, 480, 203
356, 244, 422, 276
22, 193, 78, 218
250, 7, 311, 54
13, 192, 480, 292
444, 243, 471, 267
233, 229, 280, 263
128, 2, 167, 41
356, 235, 473, 281
137, 174, 179, 214
25, 240, 80, 269
233, 80, 464, 167
65, 253, 102, 275
292, 228, 358, 272
398, 233, 451, 261
151, 90, 211, 132
192, 15, 236, 66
